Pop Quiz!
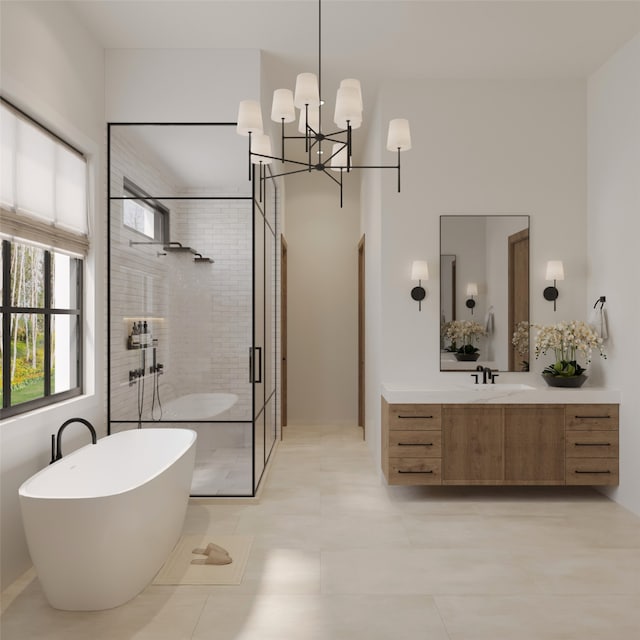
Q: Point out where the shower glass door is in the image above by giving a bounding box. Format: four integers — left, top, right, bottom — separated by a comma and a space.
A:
108, 123, 278, 497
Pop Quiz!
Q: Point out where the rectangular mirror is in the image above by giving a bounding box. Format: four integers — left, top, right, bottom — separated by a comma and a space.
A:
440, 215, 530, 372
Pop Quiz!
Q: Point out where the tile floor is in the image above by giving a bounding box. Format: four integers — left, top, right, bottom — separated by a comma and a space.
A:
2, 425, 640, 639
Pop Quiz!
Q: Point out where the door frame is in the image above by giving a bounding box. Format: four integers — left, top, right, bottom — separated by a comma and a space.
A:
508, 227, 529, 371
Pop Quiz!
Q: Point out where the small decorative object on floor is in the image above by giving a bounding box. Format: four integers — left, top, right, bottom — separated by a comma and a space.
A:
442, 320, 487, 361
533, 320, 606, 387
191, 542, 232, 565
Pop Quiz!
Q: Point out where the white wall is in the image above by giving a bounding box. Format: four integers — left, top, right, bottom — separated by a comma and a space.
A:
364, 79, 588, 465
106, 49, 260, 122
587, 33, 640, 516
0, 1, 106, 588
285, 172, 361, 426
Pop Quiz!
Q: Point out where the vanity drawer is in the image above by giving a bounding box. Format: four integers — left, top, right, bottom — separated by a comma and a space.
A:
388, 458, 442, 485
566, 430, 619, 458
565, 405, 618, 430
389, 430, 442, 458
566, 458, 619, 485
388, 404, 441, 430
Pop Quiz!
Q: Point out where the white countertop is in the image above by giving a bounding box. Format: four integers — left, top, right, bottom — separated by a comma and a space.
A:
381, 383, 621, 404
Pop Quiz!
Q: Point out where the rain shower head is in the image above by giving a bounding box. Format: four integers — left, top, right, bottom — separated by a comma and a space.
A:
194, 253, 214, 263
162, 242, 194, 253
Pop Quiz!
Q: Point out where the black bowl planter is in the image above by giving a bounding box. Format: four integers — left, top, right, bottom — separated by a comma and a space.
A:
454, 353, 480, 362
542, 374, 587, 388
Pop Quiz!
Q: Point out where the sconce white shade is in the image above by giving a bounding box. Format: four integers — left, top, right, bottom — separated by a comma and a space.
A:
386, 118, 412, 151
466, 282, 478, 296
334, 85, 363, 129
236, 100, 263, 136
411, 260, 429, 281
250, 134, 273, 164
271, 89, 296, 123
545, 260, 565, 281
294, 73, 320, 108
298, 106, 320, 133
330, 143, 348, 172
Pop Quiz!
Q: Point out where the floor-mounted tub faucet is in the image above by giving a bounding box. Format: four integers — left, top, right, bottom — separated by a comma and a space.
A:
50, 418, 97, 464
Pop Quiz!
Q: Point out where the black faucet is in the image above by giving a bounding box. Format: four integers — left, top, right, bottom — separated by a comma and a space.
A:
50, 418, 97, 464
472, 365, 496, 384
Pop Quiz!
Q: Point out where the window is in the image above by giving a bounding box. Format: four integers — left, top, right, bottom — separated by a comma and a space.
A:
1, 239, 83, 417
0, 99, 87, 419
123, 179, 168, 242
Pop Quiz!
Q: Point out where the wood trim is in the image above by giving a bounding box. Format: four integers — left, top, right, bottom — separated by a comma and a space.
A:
508, 227, 529, 371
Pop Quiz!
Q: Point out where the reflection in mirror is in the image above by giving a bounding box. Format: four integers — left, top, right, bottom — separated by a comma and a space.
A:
440, 215, 529, 372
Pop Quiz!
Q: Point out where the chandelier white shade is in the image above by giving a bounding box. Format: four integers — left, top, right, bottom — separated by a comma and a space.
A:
298, 107, 320, 134
334, 85, 362, 129
236, 100, 263, 136
236, 0, 411, 206
293, 72, 320, 109
271, 89, 296, 123
387, 119, 412, 151
251, 134, 273, 165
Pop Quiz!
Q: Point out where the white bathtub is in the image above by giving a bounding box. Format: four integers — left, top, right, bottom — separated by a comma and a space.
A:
19, 428, 196, 611
161, 392, 238, 420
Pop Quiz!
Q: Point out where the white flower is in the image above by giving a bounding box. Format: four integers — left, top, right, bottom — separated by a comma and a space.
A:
533, 321, 606, 365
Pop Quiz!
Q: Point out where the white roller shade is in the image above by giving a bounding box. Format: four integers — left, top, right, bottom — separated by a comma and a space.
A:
56, 145, 87, 234
16, 118, 56, 221
0, 101, 88, 253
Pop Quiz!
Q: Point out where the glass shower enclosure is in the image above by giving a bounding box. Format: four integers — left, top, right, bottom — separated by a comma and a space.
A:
107, 123, 278, 496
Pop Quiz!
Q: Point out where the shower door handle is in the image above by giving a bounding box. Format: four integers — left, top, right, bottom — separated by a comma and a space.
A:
249, 347, 263, 383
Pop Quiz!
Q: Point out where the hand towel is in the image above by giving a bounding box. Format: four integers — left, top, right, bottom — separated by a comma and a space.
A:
484, 306, 494, 334
589, 306, 609, 341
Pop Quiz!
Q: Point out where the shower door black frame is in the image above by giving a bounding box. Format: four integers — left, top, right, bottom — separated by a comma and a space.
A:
106, 122, 279, 497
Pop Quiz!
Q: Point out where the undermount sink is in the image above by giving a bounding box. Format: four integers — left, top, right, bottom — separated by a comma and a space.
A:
465, 383, 535, 392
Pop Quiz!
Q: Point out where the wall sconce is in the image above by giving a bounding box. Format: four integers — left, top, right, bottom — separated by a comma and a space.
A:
465, 282, 478, 314
410, 260, 429, 311
544, 260, 564, 311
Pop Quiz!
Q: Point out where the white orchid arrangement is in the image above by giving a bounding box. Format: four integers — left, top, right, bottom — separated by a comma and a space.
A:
443, 320, 487, 354
533, 320, 606, 377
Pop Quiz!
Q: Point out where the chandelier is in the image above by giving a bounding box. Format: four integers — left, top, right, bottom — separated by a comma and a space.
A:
236, 0, 412, 207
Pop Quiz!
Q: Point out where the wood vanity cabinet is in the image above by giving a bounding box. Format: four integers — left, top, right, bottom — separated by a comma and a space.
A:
382, 401, 442, 485
565, 404, 619, 485
504, 406, 565, 484
442, 406, 503, 484
382, 400, 619, 487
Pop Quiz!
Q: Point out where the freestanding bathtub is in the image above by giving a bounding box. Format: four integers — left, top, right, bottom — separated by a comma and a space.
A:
161, 392, 238, 420
18, 428, 196, 611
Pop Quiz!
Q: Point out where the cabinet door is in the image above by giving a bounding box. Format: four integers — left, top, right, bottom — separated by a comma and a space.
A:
504, 406, 565, 484
442, 406, 504, 484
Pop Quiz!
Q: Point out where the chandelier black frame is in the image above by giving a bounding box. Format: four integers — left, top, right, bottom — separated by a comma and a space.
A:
237, 0, 411, 207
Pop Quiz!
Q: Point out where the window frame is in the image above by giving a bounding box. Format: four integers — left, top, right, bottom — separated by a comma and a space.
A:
0, 238, 84, 419
122, 178, 169, 243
